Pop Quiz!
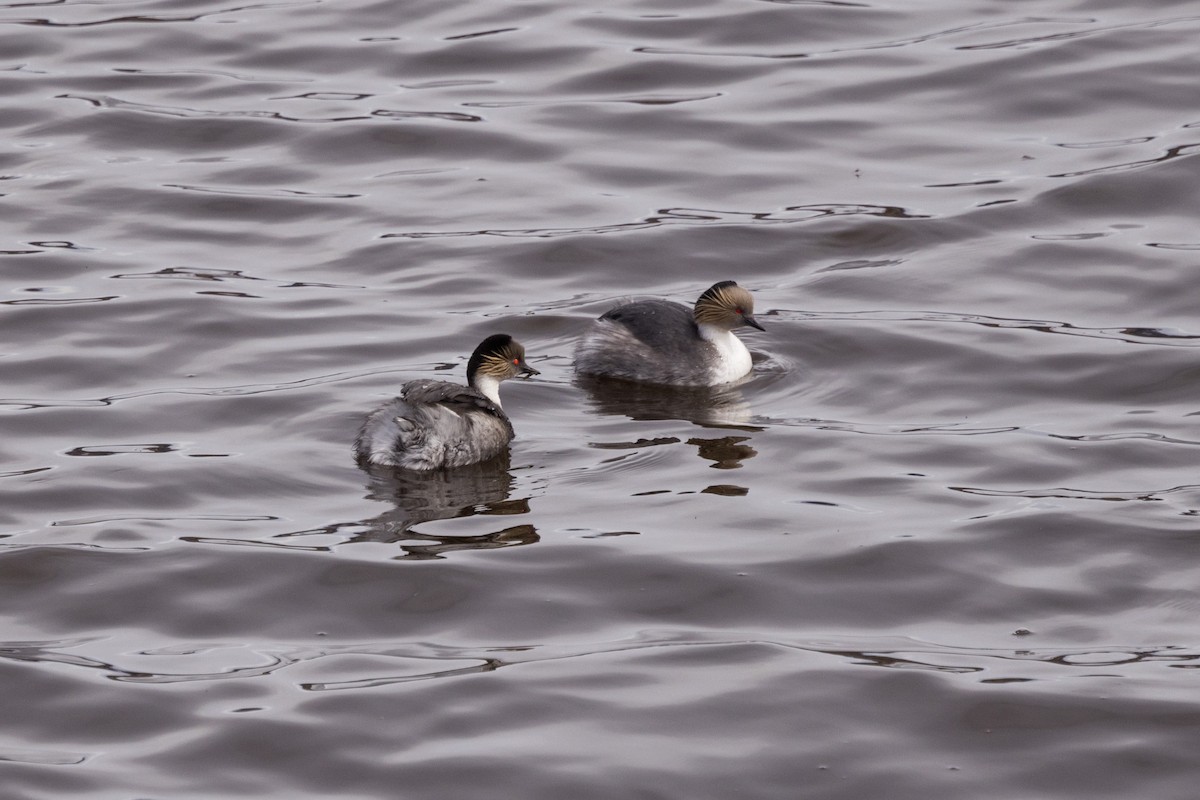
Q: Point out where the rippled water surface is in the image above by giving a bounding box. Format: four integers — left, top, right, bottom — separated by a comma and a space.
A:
4, 0, 1200, 797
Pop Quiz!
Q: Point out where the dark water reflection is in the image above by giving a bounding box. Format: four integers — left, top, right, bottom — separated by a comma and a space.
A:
350, 457, 540, 559
4, 0, 1200, 797
577, 372, 762, 428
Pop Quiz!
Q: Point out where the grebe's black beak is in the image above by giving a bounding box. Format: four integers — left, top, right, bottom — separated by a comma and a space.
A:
743, 314, 765, 332
519, 362, 540, 378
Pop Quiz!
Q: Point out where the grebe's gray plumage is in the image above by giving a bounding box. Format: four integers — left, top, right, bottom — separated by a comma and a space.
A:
355, 334, 538, 470
574, 281, 764, 386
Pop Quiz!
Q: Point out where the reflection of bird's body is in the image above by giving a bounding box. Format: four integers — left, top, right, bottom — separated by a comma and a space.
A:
574, 281, 764, 386
355, 334, 538, 470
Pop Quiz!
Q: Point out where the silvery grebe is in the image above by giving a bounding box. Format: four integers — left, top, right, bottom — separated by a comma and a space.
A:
355, 334, 538, 470
574, 281, 763, 386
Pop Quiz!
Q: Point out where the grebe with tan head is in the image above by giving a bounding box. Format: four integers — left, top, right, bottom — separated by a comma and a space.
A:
574, 281, 764, 386
355, 334, 539, 470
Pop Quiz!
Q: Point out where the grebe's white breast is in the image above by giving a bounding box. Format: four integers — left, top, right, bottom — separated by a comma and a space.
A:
698, 324, 753, 385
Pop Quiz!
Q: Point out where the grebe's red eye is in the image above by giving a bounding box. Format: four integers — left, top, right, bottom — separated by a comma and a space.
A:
736, 307, 744, 314
512, 358, 519, 365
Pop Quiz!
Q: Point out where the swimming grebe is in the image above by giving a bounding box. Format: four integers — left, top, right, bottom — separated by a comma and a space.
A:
574, 281, 764, 386
355, 334, 539, 470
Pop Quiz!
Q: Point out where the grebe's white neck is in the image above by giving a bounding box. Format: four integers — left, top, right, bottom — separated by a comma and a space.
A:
698, 323, 753, 384
473, 373, 503, 407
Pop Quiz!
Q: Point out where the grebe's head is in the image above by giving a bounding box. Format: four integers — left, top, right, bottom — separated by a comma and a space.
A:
467, 334, 539, 386
693, 281, 764, 332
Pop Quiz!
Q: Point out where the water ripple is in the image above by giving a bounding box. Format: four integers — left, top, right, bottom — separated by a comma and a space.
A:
4, 1, 312, 27
633, 14, 1200, 60
0, 295, 117, 306
382, 203, 928, 239
952, 484, 1200, 504
463, 92, 722, 108
766, 417, 1020, 437
1049, 141, 1200, 178
108, 265, 362, 288
0, 366, 405, 410
50, 514, 279, 528
163, 183, 361, 200
0, 747, 90, 766
6, 631, 1198, 692
776, 309, 1200, 348
58, 94, 482, 125
959, 14, 1200, 51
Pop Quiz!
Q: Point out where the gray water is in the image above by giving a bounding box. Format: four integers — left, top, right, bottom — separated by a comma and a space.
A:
4, 1, 1200, 798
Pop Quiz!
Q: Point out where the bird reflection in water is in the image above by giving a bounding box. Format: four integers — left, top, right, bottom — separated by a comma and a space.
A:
355, 454, 539, 560
688, 435, 757, 469
578, 375, 760, 483
575, 374, 760, 429
691, 436, 755, 496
